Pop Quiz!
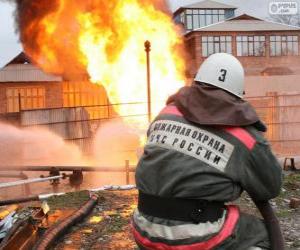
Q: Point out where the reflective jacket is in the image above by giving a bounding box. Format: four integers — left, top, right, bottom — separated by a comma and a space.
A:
132, 104, 282, 249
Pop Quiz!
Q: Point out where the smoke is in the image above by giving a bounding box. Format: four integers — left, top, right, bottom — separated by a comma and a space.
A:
0, 119, 145, 198
0, 122, 84, 166
93, 120, 143, 166
12, 0, 86, 77
87, 120, 144, 186
0, 119, 144, 167
3, 0, 173, 78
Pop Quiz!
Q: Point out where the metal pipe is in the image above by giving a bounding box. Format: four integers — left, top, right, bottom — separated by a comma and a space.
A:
145, 40, 152, 123
0, 195, 39, 206
0, 166, 136, 172
0, 175, 63, 189
125, 160, 130, 185
0, 173, 28, 179
18, 93, 22, 112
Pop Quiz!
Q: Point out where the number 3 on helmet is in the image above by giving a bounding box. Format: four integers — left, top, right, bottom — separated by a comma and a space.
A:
194, 53, 245, 99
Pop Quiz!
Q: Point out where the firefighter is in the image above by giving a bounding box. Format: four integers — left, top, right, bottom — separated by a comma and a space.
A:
132, 53, 283, 250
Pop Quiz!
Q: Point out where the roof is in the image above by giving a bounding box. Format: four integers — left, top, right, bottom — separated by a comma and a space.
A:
5, 52, 31, 66
183, 0, 237, 9
190, 14, 300, 32
174, 0, 236, 16
0, 52, 62, 82
0, 64, 62, 82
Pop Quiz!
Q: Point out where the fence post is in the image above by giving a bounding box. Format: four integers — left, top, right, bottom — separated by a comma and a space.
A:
18, 93, 22, 112
125, 160, 130, 185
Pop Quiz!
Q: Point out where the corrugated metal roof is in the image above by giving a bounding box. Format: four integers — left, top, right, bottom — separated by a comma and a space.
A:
182, 0, 237, 9
191, 14, 300, 32
0, 64, 62, 82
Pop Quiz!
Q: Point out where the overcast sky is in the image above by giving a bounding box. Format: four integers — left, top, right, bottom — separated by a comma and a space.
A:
0, 0, 297, 67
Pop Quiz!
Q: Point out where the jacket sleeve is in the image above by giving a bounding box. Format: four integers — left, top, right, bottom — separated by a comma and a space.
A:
240, 139, 283, 201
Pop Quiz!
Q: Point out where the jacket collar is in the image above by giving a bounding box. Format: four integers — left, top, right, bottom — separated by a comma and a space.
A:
167, 84, 267, 132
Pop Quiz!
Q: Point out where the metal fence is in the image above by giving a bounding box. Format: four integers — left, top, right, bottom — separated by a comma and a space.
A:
15, 93, 300, 158
19, 102, 150, 159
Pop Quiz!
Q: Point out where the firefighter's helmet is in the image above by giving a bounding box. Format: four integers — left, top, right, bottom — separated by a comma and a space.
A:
194, 53, 245, 98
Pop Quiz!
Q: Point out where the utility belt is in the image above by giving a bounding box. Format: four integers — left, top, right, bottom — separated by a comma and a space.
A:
138, 192, 225, 224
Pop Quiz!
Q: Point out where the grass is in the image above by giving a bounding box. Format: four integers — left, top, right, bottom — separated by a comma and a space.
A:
47, 190, 90, 210
105, 213, 129, 233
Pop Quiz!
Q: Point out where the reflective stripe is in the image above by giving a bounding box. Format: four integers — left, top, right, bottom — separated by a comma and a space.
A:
160, 106, 183, 117
148, 120, 234, 172
133, 209, 226, 240
132, 205, 239, 250
224, 127, 256, 150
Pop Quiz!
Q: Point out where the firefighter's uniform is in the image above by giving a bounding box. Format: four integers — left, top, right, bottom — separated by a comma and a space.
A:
132, 53, 282, 250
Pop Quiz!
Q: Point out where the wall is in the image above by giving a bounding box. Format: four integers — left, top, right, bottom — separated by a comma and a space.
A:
0, 82, 63, 114
185, 30, 300, 77
245, 74, 300, 97
249, 93, 300, 157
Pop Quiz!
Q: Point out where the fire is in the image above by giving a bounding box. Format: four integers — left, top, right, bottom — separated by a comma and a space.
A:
19, 0, 185, 119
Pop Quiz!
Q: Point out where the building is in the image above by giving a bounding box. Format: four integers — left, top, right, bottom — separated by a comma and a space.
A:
0, 52, 116, 153
176, 0, 300, 97
184, 13, 300, 77
173, 0, 236, 31
0, 52, 110, 118
174, 0, 300, 158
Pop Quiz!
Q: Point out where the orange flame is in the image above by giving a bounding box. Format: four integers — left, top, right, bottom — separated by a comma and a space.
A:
21, 0, 185, 121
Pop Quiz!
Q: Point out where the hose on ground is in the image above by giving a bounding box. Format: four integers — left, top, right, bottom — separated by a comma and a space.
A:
0, 196, 40, 206
33, 194, 98, 250
253, 199, 285, 250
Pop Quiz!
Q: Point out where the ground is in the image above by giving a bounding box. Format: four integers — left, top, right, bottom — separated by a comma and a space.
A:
50, 190, 138, 250
41, 171, 300, 250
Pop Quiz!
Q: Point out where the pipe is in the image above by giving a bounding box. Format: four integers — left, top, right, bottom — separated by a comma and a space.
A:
0, 185, 136, 206
0, 175, 64, 189
144, 40, 152, 123
0, 173, 28, 179
33, 195, 98, 250
0, 195, 40, 206
0, 193, 65, 207
0, 166, 136, 172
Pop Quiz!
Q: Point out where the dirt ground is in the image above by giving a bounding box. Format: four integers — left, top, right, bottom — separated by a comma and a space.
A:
51, 190, 138, 250
40, 171, 300, 250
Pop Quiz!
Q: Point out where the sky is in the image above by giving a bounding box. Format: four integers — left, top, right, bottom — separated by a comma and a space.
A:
0, 0, 297, 67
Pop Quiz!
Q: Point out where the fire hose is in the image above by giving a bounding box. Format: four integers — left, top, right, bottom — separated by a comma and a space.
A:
33, 194, 98, 250
253, 199, 285, 250
0, 195, 40, 206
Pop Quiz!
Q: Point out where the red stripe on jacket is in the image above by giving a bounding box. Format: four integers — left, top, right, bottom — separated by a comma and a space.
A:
223, 127, 256, 150
159, 105, 256, 150
132, 205, 239, 250
159, 105, 183, 117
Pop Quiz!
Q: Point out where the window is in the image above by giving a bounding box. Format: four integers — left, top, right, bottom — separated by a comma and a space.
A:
63, 81, 109, 120
185, 9, 226, 30
180, 12, 185, 24
6, 86, 45, 113
236, 36, 266, 56
202, 36, 232, 57
270, 35, 299, 56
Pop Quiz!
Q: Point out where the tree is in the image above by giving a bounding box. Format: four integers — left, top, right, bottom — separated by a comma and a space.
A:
268, 13, 300, 27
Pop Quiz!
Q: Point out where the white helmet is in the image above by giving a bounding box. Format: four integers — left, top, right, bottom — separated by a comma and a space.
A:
194, 53, 245, 98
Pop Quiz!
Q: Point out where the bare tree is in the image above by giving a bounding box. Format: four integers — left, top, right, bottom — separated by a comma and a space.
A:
268, 14, 300, 26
